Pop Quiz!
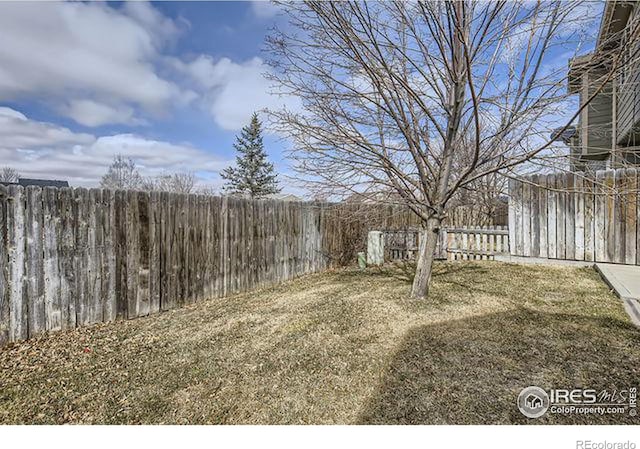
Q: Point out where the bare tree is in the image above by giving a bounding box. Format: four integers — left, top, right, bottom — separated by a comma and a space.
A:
141, 176, 159, 192
144, 172, 196, 194
266, 1, 625, 298
197, 184, 219, 196
100, 155, 143, 191
0, 167, 20, 183
166, 172, 196, 194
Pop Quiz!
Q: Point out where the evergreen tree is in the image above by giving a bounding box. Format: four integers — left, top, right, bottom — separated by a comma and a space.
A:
221, 113, 281, 198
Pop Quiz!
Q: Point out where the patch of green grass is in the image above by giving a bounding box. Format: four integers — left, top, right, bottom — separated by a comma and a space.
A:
0, 262, 638, 424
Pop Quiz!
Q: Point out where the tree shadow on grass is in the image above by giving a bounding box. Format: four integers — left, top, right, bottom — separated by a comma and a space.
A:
355, 261, 488, 284
357, 308, 640, 425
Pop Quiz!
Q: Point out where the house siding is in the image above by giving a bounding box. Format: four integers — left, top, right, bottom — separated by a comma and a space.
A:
585, 73, 613, 158
617, 5, 640, 144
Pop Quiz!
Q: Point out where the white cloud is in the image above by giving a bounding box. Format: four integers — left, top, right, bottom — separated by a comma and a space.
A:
0, 1, 189, 127
0, 1, 300, 133
88, 134, 225, 176
173, 55, 302, 131
60, 100, 145, 128
250, 1, 280, 19
558, 1, 602, 37
0, 107, 94, 149
0, 108, 227, 187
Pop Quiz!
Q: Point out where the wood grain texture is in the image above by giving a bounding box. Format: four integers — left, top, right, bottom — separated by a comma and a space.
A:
556, 173, 566, 260
584, 174, 595, 262
605, 170, 616, 263
624, 169, 636, 265
24, 187, 45, 338
538, 175, 548, 258
7, 186, 27, 341
510, 168, 640, 265
547, 175, 557, 259
594, 170, 606, 262
513, 180, 523, 256
530, 175, 540, 257
565, 172, 576, 260
43, 187, 62, 332
0, 186, 8, 344
58, 188, 76, 329
0, 184, 531, 346
614, 169, 625, 264
522, 181, 531, 257
574, 175, 585, 261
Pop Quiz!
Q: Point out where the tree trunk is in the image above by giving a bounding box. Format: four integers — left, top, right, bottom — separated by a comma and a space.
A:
410, 217, 441, 299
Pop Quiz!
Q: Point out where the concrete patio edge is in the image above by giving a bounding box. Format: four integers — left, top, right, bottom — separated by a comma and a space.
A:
494, 254, 594, 267
594, 264, 640, 328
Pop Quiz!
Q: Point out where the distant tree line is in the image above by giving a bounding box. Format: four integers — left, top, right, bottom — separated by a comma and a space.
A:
100, 154, 210, 194
4, 111, 281, 198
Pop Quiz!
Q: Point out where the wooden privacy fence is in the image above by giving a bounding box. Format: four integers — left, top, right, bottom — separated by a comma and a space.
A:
382, 226, 510, 262
302, 201, 507, 265
0, 186, 425, 346
508, 168, 640, 264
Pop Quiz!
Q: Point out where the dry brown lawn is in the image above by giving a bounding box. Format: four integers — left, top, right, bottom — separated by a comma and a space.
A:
1, 261, 638, 424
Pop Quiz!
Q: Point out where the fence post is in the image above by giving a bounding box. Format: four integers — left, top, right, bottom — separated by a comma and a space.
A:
439, 228, 447, 259
367, 231, 384, 265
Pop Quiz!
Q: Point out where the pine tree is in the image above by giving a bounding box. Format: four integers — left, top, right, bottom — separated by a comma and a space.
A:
221, 113, 281, 198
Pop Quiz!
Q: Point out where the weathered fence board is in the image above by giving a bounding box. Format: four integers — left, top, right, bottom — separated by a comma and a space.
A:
584, 175, 595, 262
59, 188, 76, 329
566, 173, 576, 260
446, 226, 509, 261
508, 179, 516, 256
625, 169, 637, 265
594, 170, 606, 262
43, 187, 61, 332
8, 186, 27, 341
103, 189, 117, 323
556, 173, 566, 260
614, 169, 625, 264
530, 175, 540, 257
0, 184, 512, 346
383, 226, 509, 262
522, 182, 531, 257
4, 188, 466, 345
605, 170, 616, 263
510, 169, 640, 266
0, 186, 8, 345
574, 175, 585, 261
25, 187, 45, 338
515, 181, 523, 256
548, 178, 557, 259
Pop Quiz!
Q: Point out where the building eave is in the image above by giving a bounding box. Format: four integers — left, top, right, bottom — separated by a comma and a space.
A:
596, 0, 633, 51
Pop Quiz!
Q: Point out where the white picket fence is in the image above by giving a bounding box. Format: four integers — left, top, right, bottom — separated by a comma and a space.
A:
373, 226, 510, 263
444, 226, 510, 261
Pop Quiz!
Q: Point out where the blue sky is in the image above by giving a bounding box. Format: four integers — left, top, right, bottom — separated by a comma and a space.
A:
0, 1, 297, 192
0, 1, 604, 193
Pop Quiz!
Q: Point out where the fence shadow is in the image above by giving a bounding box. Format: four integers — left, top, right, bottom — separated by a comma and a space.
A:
356, 308, 640, 424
